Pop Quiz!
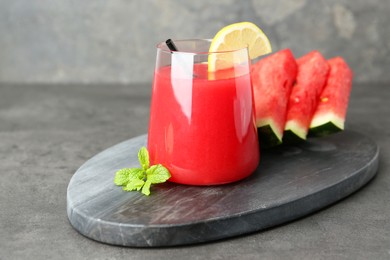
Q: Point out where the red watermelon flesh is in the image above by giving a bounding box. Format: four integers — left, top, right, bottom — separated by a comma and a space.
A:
284, 51, 330, 141
310, 57, 353, 136
251, 49, 298, 147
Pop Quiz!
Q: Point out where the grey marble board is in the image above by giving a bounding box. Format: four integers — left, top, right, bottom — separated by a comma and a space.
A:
67, 130, 379, 247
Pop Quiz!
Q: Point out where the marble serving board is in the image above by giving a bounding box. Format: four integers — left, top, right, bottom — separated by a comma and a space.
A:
67, 130, 379, 247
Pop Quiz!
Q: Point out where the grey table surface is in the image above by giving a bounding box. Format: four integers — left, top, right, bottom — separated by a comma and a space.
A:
0, 82, 389, 259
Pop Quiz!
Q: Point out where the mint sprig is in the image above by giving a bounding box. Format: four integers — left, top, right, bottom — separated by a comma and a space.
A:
114, 147, 171, 196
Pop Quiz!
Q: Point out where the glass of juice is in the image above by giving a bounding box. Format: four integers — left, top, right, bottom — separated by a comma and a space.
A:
147, 39, 259, 185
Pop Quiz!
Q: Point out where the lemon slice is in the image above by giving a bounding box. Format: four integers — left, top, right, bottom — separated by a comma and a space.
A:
208, 22, 272, 71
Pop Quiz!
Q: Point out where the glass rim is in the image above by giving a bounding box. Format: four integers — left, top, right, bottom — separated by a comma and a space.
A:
156, 39, 249, 55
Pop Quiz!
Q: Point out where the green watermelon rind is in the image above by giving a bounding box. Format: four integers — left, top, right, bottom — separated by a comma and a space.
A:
258, 125, 282, 148
282, 130, 305, 144
309, 112, 344, 137
283, 120, 307, 144
256, 118, 283, 148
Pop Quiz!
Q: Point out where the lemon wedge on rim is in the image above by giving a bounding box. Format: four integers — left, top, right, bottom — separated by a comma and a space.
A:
208, 22, 272, 71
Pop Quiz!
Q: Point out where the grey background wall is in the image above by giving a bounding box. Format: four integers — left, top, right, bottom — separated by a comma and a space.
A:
1, 0, 389, 84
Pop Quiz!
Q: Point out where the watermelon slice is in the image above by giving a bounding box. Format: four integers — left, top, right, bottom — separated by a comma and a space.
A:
251, 49, 298, 147
283, 51, 330, 143
309, 57, 353, 136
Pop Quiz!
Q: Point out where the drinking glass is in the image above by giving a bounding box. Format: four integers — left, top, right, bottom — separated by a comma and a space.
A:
147, 39, 259, 185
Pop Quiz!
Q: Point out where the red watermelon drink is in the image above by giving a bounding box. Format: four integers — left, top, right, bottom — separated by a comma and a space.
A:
147, 39, 259, 185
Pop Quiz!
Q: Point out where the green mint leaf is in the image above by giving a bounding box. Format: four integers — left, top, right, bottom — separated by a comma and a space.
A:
138, 146, 150, 170
146, 164, 171, 184
141, 179, 152, 196
115, 168, 144, 186
114, 147, 171, 196
127, 168, 144, 181
114, 168, 131, 186
123, 184, 135, 191
124, 178, 145, 191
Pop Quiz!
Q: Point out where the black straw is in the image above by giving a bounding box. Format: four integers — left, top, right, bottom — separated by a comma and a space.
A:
166, 39, 178, 52
165, 38, 198, 78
